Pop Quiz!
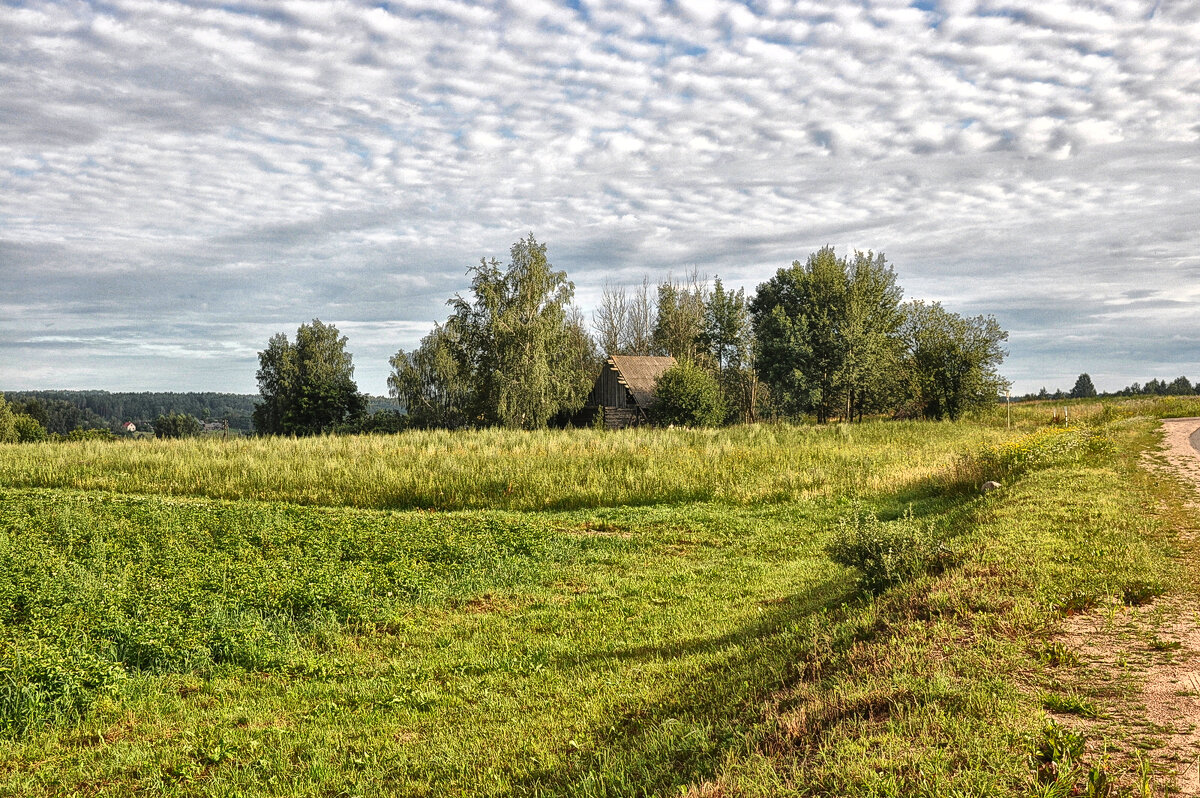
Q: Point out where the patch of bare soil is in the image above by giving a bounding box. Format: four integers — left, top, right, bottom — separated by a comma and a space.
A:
1059, 600, 1200, 794
1145, 418, 1200, 521
1054, 419, 1200, 794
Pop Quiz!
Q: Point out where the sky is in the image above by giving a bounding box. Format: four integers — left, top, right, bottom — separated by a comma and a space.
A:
2, 0, 1199, 397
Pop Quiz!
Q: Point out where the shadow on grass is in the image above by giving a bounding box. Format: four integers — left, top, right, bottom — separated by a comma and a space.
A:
511, 575, 870, 796
510, 485, 993, 796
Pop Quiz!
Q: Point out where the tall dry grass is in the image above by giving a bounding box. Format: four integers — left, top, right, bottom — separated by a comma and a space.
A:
0, 422, 1009, 511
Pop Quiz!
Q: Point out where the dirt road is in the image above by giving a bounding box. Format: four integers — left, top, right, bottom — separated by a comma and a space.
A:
1052, 418, 1200, 794
1159, 417, 1200, 495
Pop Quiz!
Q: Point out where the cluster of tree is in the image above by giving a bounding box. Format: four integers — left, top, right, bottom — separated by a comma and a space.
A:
251, 236, 1009, 436
0, 393, 154, 442
0, 393, 49, 442
253, 319, 369, 435
1113, 376, 1199, 397
388, 234, 596, 430
1019, 373, 1200, 402
153, 412, 203, 438
2, 395, 109, 435
609, 247, 1009, 424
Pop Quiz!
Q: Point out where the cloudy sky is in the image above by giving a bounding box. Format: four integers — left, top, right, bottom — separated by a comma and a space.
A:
2, 0, 1198, 396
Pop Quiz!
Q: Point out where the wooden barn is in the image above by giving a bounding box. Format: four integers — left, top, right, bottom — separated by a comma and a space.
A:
586, 355, 676, 429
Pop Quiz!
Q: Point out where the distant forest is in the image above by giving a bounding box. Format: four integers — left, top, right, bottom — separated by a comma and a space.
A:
1, 391, 394, 435
2, 391, 259, 433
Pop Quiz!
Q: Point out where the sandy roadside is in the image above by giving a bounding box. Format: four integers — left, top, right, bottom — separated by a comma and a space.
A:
1156, 417, 1200, 496
1056, 418, 1200, 795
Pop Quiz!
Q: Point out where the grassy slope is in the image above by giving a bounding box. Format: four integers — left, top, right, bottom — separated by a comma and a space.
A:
0, 407, 1190, 796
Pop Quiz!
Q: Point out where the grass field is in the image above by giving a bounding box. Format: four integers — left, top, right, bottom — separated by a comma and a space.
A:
0, 399, 1196, 796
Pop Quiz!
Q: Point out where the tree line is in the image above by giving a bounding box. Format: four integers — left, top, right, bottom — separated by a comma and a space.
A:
0, 393, 256, 442
1018, 372, 1200, 402
1, 391, 259, 434
253, 235, 1010, 435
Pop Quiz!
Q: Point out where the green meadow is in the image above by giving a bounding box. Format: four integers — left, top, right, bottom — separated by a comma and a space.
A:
1, 398, 1196, 796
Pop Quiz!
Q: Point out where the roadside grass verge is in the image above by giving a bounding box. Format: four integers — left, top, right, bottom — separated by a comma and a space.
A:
0, 411, 1187, 795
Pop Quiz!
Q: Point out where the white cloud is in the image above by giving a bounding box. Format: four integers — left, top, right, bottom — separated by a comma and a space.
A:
1, 0, 1198, 394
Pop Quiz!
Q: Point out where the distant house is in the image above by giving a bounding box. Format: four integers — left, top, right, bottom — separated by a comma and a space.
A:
121, 421, 136, 433
586, 355, 676, 429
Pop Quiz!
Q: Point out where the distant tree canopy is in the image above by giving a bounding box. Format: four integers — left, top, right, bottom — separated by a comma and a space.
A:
1166, 376, 1196, 395
3, 391, 257, 433
391, 234, 597, 430
154, 411, 202, 439
1017, 374, 1199, 401
253, 319, 368, 436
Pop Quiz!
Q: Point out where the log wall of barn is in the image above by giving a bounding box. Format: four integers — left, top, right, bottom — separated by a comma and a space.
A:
588, 364, 631, 407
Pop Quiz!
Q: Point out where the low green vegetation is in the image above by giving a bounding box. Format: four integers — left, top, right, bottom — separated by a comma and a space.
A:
0, 397, 1192, 795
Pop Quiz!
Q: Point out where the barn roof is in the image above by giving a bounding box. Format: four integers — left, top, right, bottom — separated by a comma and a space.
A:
608, 355, 677, 407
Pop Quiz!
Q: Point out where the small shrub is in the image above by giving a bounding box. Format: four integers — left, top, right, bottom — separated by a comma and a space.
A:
1043, 693, 1101, 718
649, 361, 727, 428
1148, 636, 1182, 652
1121, 578, 1164, 606
1026, 718, 1087, 784
153, 412, 202, 439
824, 508, 950, 593
1036, 641, 1079, 667
1057, 591, 1099, 616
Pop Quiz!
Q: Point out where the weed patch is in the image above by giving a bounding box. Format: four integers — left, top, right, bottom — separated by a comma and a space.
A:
824, 508, 953, 593
947, 424, 1116, 491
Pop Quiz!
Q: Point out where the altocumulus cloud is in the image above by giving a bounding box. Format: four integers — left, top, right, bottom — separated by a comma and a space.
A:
1, 0, 1198, 394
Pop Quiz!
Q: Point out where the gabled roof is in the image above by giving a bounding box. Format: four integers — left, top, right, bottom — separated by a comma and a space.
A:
608, 355, 676, 407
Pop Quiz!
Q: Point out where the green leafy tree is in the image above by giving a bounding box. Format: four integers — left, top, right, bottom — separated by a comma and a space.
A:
12, 398, 49, 428
253, 332, 298, 434
840, 251, 905, 421
1166, 376, 1195, 396
1069, 373, 1098, 399
652, 273, 707, 362
701, 277, 760, 422
750, 247, 902, 423
0, 394, 16, 443
388, 323, 470, 429
649, 360, 727, 427
435, 234, 596, 429
13, 414, 48, 442
153, 412, 202, 439
899, 301, 1009, 420
253, 320, 367, 435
